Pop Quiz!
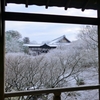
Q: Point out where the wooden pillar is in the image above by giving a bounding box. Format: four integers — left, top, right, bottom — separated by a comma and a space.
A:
53, 92, 61, 100
98, 4, 100, 100
0, 0, 5, 100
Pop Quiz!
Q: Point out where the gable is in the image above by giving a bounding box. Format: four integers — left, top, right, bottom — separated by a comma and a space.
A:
57, 37, 70, 43
49, 35, 71, 44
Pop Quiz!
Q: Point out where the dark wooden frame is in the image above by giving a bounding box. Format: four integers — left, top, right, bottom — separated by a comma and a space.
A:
0, 0, 100, 100
98, 9, 100, 100
5, 12, 98, 25
0, 0, 5, 100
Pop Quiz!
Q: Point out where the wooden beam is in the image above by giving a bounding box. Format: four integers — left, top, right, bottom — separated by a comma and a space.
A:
4, 12, 98, 25
4, 85, 100, 98
45, 0, 50, 9
65, 0, 71, 10
0, 0, 5, 100
82, 0, 90, 11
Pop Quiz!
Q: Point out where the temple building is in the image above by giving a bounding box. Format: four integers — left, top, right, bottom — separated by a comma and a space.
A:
23, 35, 71, 55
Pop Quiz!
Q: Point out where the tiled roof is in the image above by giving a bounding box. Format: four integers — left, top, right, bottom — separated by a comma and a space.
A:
49, 35, 70, 44
23, 44, 57, 48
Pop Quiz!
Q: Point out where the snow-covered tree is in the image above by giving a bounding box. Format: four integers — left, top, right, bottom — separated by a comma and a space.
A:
6, 30, 22, 39
5, 26, 98, 100
5, 47, 84, 100
78, 25, 98, 50
78, 25, 98, 69
5, 30, 23, 53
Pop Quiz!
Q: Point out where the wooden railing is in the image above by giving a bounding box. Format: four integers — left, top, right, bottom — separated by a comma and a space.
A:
5, 85, 100, 100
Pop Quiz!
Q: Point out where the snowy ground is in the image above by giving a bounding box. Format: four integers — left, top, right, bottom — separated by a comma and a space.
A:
18, 66, 98, 100
46, 67, 99, 100
61, 67, 98, 100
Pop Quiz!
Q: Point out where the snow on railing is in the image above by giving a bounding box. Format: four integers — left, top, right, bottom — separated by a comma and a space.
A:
5, 85, 100, 100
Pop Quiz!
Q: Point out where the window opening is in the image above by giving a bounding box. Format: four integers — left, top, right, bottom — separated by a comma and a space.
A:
1, 1, 99, 100
5, 21, 99, 100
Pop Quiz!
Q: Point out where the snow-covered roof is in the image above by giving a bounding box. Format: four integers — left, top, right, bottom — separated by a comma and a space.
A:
23, 35, 70, 48
49, 35, 71, 44
23, 44, 41, 47
23, 43, 57, 48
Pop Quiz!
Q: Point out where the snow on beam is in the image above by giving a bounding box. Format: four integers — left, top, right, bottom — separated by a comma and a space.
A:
4, 85, 100, 98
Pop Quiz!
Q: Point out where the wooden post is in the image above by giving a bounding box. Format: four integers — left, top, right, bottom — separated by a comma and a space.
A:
0, 0, 5, 100
98, 11, 100, 100
97, 0, 100, 99
53, 92, 61, 100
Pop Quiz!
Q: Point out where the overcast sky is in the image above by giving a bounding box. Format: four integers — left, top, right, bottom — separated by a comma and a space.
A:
5, 4, 97, 43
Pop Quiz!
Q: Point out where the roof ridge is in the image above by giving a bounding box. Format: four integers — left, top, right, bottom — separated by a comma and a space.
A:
50, 35, 65, 42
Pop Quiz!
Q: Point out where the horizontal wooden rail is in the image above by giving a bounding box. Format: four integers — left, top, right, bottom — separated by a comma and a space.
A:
4, 12, 99, 25
5, 84, 100, 98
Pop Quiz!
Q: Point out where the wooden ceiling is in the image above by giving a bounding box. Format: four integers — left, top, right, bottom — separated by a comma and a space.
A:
6, 0, 99, 11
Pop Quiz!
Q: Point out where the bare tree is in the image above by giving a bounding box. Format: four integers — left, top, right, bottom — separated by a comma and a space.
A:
78, 25, 97, 50
78, 25, 98, 69
5, 48, 84, 100
23, 37, 30, 44
5, 26, 98, 100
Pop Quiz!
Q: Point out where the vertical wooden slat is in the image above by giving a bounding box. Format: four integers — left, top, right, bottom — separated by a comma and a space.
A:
25, 0, 28, 7
45, 0, 50, 9
0, 0, 5, 100
53, 92, 61, 100
82, 0, 90, 11
98, 9, 100, 100
97, 1, 100, 100
65, 0, 71, 10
